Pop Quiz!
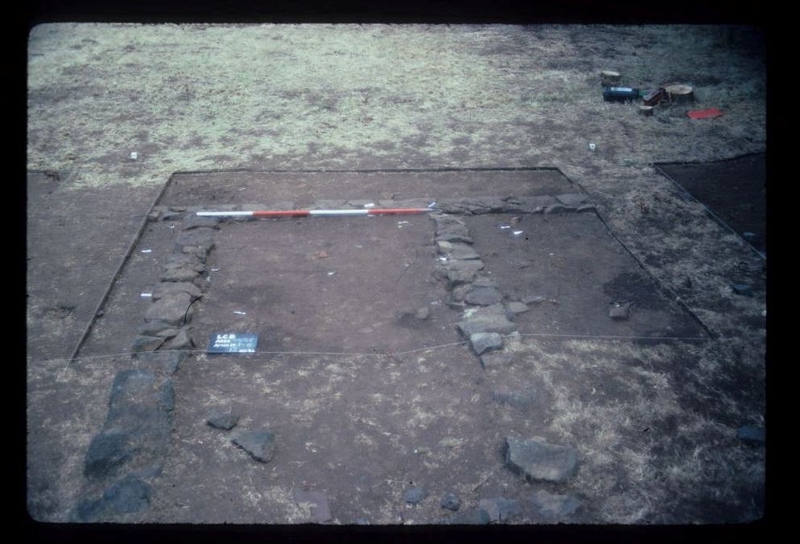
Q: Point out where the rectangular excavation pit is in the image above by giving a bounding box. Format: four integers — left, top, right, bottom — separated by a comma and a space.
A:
655, 154, 766, 257
191, 214, 459, 355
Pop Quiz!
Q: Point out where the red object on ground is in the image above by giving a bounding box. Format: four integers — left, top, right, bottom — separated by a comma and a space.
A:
687, 108, 723, 119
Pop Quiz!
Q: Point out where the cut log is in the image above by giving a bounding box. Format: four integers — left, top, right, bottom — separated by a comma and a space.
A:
664, 84, 694, 104
638, 105, 654, 116
600, 70, 621, 86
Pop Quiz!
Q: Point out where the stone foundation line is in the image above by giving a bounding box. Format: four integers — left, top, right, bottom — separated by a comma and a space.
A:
73, 193, 595, 521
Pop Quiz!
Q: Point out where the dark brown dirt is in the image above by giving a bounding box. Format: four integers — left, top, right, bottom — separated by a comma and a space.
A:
29, 166, 765, 525
656, 153, 766, 256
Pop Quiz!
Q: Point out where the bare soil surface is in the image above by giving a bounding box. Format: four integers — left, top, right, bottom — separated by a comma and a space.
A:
657, 153, 766, 256
26, 24, 767, 529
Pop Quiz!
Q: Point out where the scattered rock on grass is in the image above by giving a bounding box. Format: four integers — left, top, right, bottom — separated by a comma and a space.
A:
404, 487, 426, 505
506, 301, 529, 315
530, 489, 582, 518
737, 425, 765, 444
481, 352, 515, 369
504, 437, 579, 483
144, 292, 194, 326
609, 301, 633, 320
207, 411, 240, 431
232, 430, 276, 463
464, 286, 503, 306
84, 430, 134, 478
131, 335, 165, 353
731, 283, 753, 296
74, 474, 151, 522
469, 332, 504, 356
440, 493, 461, 511
448, 507, 491, 525
479, 497, 521, 523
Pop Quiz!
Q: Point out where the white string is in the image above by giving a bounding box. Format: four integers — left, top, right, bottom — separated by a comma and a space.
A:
28, 333, 706, 367
518, 333, 708, 341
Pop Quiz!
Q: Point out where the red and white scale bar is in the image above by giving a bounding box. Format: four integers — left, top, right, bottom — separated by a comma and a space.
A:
196, 208, 432, 218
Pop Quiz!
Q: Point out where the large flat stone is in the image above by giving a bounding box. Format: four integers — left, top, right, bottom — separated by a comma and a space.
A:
464, 286, 503, 306
448, 244, 481, 261
447, 507, 491, 525
174, 228, 216, 252
469, 332, 504, 356
84, 430, 134, 478
160, 265, 201, 283
144, 291, 194, 326
232, 430, 276, 463
505, 437, 579, 483
478, 498, 521, 523
457, 313, 516, 336
73, 474, 151, 522
555, 193, 589, 207
481, 352, 515, 369
152, 281, 203, 301
530, 489, 582, 518
181, 215, 221, 230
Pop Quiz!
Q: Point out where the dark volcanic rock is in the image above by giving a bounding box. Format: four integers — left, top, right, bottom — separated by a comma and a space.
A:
84, 430, 134, 478
469, 332, 504, 356
447, 268, 478, 287
144, 291, 194, 325
479, 497, 521, 523
101, 474, 152, 514
737, 425, 765, 444
152, 281, 203, 301
449, 243, 481, 261
448, 507, 491, 525
232, 430, 277, 463
440, 493, 461, 511
137, 350, 186, 375
481, 352, 515, 369
555, 193, 589, 207
457, 304, 516, 336
160, 265, 201, 283
174, 227, 216, 252
74, 474, 152, 522
131, 335, 165, 353
160, 328, 194, 350
464, 286, 503, 306
207, 410, 240, 431
505, 301, 530, 315
181, 215, 221, 230
731, 283, 754, 296
404, 487, 426, 505
504, 437, 579, 483
530, 489, 582, 518
609, 301, 633, 320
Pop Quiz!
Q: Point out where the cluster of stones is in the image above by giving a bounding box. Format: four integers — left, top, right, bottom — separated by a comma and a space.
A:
429, 198, 590, 523
72, 211, 223, 522
399, 435, 583, 523
430, 212, 520, 368
72, 369, 175, 521
130, 212, 222, 372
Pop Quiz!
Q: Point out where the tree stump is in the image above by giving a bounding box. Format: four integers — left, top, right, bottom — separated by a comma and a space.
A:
664, 84, 694, 104
600, 70, 621, 87
638, 105, 654, 116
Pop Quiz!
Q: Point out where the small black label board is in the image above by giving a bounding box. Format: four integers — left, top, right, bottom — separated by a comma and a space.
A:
207, 333, 258, 354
